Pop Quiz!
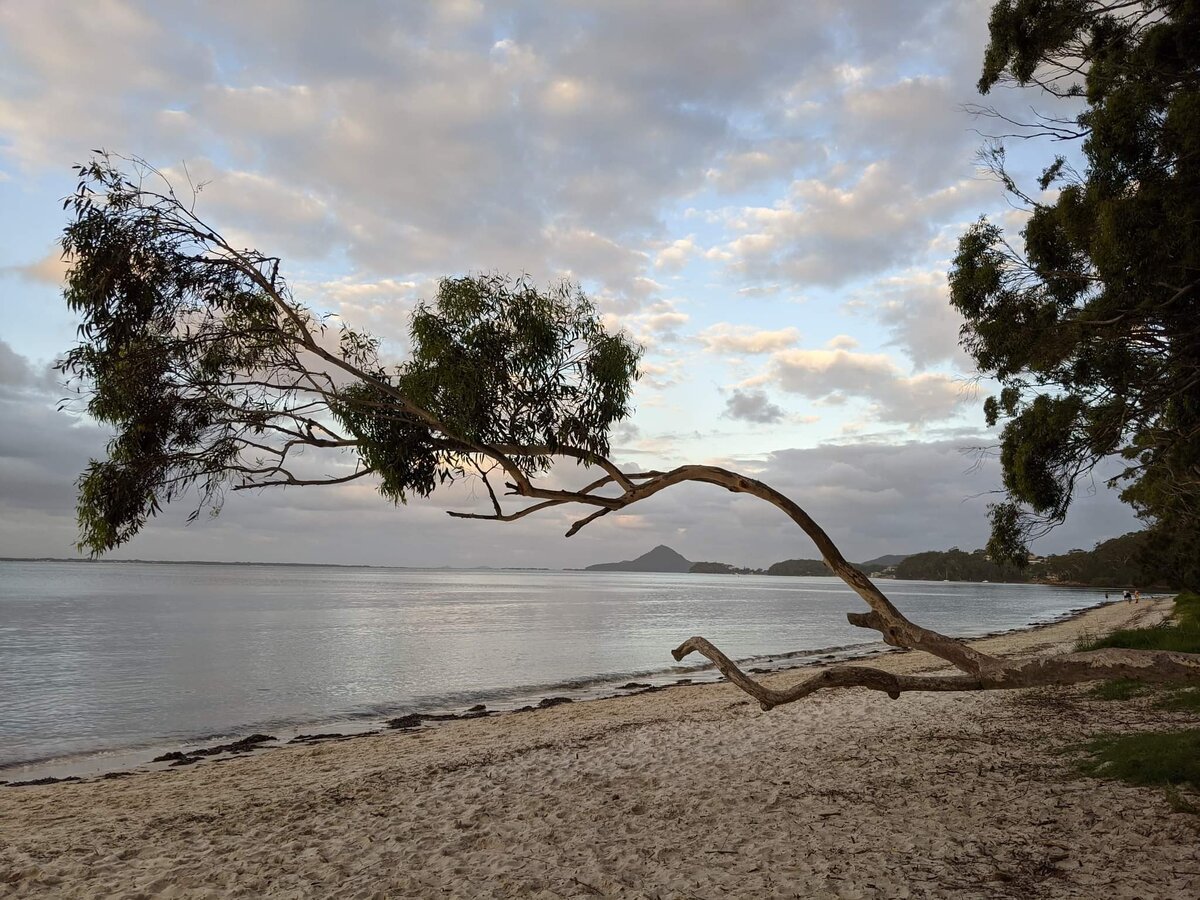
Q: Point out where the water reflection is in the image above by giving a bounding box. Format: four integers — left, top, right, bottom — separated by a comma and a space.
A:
0, 562, 1101, 767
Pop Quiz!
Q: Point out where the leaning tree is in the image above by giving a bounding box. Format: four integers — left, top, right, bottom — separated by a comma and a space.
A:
59, 156, 1199, 709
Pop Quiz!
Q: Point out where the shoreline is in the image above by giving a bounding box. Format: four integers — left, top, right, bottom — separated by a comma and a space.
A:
2, 597, 1193, 898
1, 595, 1129, 786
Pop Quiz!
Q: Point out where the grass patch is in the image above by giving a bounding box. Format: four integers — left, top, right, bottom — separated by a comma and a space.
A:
1087, 678, 1149, 701
1164, 786, 1200, 815
1077, 591, 1200, 653
1157, 687, 1200, 712
1077, 729, 1200, 792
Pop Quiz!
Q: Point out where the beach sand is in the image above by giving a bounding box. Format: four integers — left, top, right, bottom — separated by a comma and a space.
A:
2, 597, 1198, 898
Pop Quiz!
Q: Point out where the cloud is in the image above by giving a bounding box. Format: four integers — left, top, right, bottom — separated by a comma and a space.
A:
723, 388, 786, 424
654, 238, 698, 272
695, 323, 801, 355
704, 139, 822, 193
867, 269, 973, 370
838, 76, 977, 191
756, 347, 972, 424
567, 440, 1138, 569
545, 225, 651, 295
153, 160, 342, 262
698, 440, 1140, 565
0, 339, 58, 396
3, 247, 70, 286
0, 340, 35, 389
0, 342, 107, 551
0, 0, 1007, 313
716, 163, 994, 288
613, 300, 690, 348
296, 276, 429, 348
636, 359, 685, 390
0, 0, 213, 167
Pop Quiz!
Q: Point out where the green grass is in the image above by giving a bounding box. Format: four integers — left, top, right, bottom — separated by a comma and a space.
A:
1164, 786, 1200, 815
1087, 682, 1200, 708
1157, 687, 1200, 712
1087, 678, 1149, 701
1076, 729, 1200, 792
1077, 591, 1200, 654
1071, 597, 1200, 812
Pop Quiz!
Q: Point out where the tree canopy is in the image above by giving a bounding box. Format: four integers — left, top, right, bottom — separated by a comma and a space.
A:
950, 0, 1199, 587
58, 157, 639, 555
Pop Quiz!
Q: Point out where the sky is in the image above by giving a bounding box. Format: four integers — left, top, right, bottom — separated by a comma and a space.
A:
0, 0, 1140, 568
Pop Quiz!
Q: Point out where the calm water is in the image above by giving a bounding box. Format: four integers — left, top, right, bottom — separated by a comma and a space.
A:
0, 561, 1104, 771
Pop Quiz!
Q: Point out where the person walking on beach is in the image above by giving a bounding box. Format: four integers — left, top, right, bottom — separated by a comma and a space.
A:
1134, 590, 1141, 603
1123, 589, 1133, 602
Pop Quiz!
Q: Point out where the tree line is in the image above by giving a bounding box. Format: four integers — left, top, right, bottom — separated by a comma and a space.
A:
716, 531, 1167, 588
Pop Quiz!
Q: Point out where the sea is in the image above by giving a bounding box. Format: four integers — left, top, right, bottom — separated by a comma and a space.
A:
0, 560, 1109, 779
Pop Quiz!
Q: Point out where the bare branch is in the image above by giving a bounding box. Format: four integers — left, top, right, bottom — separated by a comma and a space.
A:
231, 467, 376, 491
565, 506, 613, 536
672, 637, 1200, 711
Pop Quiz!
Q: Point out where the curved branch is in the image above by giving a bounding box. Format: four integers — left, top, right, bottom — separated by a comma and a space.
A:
491, 459, 997, 676
672, 637, 1200, 712
671, 635, 981, 709
493, 443, 635, 492
566, 506, 613, 536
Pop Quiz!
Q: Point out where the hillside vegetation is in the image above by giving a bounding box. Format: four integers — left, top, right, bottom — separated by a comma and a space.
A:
767, 533, 1174, 588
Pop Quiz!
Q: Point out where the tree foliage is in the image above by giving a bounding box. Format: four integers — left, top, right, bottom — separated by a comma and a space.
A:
332, 276, 639, 504
950, 0, 1200, 585
884, 532, 1172, 588
59, 156, 639, 554
893, 547, 1028, 583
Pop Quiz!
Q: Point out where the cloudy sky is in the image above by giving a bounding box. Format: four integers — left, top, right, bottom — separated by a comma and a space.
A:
0, 0, 1138, 567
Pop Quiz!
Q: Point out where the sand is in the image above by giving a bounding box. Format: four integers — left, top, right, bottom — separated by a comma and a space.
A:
2, 597, 1198, 898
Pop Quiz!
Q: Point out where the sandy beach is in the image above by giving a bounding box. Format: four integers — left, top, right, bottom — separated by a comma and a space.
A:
2, 597, 1197, 898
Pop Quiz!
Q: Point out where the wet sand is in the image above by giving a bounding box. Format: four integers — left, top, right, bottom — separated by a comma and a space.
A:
2, 597, 1197, 898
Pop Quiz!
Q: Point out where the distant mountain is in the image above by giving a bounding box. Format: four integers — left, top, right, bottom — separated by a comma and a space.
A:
766, 553, 912, 576
586, 545, 693, 573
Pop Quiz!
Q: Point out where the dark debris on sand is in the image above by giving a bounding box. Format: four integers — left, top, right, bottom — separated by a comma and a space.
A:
152, 734, 278, 767
8, 775, 83, 787
387, 705, 496, 730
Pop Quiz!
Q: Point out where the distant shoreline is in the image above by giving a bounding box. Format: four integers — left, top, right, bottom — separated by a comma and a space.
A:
0, 557, 1143, 587
0, 557, 552, 572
